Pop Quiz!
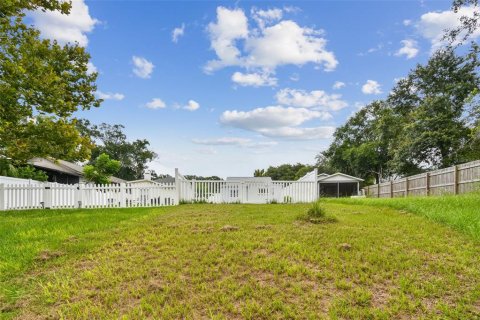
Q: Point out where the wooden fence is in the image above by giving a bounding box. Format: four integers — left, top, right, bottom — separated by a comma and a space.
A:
364, 160, 480, 198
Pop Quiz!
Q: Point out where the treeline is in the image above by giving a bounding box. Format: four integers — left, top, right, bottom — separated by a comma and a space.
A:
317, 47, 480, 184
254, 163, 324, 181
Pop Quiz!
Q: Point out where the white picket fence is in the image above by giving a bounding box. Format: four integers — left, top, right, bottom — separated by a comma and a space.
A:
0, 182, 177, 210
0, 169, 320, 211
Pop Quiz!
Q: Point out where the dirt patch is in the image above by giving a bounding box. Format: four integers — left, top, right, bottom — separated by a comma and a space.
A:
338, 243, 352, 251
255, 225, 273, 230
220, 225, 239, 232
35, 250, 64, 262
370, 281, 392, 308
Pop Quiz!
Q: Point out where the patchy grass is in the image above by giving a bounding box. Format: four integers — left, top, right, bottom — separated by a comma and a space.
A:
1, 203, 480, 319
324, 192, 480, 240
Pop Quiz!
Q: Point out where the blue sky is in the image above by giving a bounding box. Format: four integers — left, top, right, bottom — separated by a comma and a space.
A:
28, 0, 475, 177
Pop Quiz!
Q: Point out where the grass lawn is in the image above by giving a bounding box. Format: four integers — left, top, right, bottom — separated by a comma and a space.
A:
1, 200, 480, 319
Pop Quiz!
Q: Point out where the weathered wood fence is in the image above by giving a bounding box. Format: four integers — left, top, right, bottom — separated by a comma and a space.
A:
364, 160, 480, 198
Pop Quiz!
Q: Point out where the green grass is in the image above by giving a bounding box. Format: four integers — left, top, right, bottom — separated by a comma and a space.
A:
1, 202, 480, 319
324, 192, 480, 240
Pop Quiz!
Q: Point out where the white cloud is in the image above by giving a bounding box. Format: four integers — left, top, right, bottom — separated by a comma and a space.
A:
86, 62, 97, 74
205, 7, 249, 72
220, 106, 333, 139
205, 7, 337, 74
96, 91, 125, 101
332, 81, 346, 90
231, 71, 277, 87
172, 23, 185, 43
192, 137, 278, 148
29, 0, 98, 46
132, 56, 154, 79
146, 98, 166, 109
184, 100, 200, 111
417, 6, 480, 51
193, 137, 251, 146
361, 80, 382, 95
256, 126, 335, 139
395, 39, 419, 59
403, 19, 412, 26
275, 88, 347, 111
251, 7, 283, 29
221, 106, 324, 129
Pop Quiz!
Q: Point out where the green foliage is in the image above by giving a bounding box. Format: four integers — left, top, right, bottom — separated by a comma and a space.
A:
15, 166, 48, 181
83, 153, 121, 184
0, 1, 100, 163
77, 121, 157, 181
184, 175, 222, 180
0, 159, 47, 181
254, 163, 315, 181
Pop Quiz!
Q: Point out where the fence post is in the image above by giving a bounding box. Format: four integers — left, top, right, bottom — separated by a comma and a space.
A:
174, 168, 180, 204
425, 172, 430, 196
0, 184, 5, 210
43, 183, 52, 209
75, 184, 83, 208
453, 165, 459, 195
390, 180, 393, 198
405, 177, 409, 197
119, 183, 126, 208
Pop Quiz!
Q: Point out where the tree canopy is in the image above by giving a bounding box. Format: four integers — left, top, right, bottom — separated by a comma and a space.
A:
77, 121, 157, 181
83, 153, 121, 184
0, 0, 100, 163
254, 163, 317, 181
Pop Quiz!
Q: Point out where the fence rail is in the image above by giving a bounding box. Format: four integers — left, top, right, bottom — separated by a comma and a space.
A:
364, 160, 480, 198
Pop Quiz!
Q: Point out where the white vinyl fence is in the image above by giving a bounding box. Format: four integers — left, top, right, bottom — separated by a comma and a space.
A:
0, 169, 319, 210
0, 182, 177, 210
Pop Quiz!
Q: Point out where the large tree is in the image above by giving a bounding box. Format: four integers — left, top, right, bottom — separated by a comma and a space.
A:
0, 0, 100, 163
320, 101, 395, 183
388, 47, 480, 174
78, 121, 157, 181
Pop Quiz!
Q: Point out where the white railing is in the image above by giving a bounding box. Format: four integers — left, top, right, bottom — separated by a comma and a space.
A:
0, 169, 320, 210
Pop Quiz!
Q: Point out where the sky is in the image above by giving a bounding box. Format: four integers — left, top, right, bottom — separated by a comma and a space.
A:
26, 0, 478, 177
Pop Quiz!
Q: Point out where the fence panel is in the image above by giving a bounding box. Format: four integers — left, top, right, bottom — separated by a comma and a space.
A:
363, 159, 480, 198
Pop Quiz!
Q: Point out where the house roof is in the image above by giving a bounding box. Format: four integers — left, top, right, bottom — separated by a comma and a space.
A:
28, 157, 126, 183
317, 172, 364, 183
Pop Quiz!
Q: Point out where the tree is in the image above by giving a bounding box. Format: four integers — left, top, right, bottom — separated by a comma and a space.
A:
253, 169, 265, 177
255, 163, 314, 181
0, 1, 100, 164
78, 121, 157, 181
388, 47, 480, 174
0, 158, 48, 181
319, 101, 395, 183
83, 153, 121, 184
